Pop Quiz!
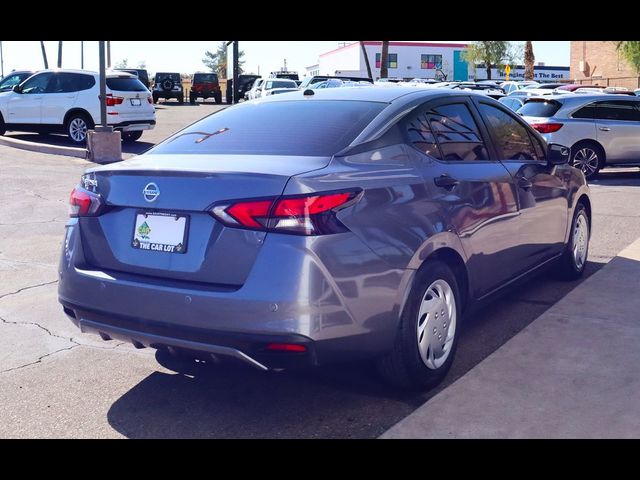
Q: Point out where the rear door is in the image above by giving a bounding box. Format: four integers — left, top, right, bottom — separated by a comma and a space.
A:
6, 72, 53, 124
407, 96, 521, 298
474, 98, 569, 266
594, 99, 640, 163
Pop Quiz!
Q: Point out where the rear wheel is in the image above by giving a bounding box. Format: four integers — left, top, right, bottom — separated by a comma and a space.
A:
0, 114, 6, 136
190, 94, 196, 104
152, 94, 158, 104
66, 113, 93, 145
215, 93, 222, 104
571, 142, 603, 180
178, 95, 184, 104
122, 130, 143, 143
377, 260, 461, 390
555, 203, 590, 280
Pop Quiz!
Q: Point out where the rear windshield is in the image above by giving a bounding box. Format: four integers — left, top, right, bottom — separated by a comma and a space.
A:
156, 73, 180, 81
265, 80, 297, 89
518, 99, 562, 117
194, 73, 218, 83
106, 77, 148, 91
152, 100, 386, 156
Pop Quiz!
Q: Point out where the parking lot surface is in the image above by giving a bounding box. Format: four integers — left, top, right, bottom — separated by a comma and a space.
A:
1, 102, 640, 438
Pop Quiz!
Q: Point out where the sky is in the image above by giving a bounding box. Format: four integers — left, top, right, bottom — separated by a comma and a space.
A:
0, 41, 571, 77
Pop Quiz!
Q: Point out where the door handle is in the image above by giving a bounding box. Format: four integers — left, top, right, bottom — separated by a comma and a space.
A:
516, 175, 533, 190
599, 127, 611, 132
434, 175, 460, 190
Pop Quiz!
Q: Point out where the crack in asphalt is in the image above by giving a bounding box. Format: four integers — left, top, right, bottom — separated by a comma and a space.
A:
0, 218, 63, 226
0, 280, 59, 301
0, 344, 80, 374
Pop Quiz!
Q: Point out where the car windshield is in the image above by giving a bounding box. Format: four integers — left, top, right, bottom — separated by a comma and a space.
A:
265, 80, 297, 89
0, 72, 32, 91
194, 74, 218, 83
518, 99, 562, 117
152, 100, 386, 156
107, 77, 148, 91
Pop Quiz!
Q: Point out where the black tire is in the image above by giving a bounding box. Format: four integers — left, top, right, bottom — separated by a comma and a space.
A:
215, 93, 222, 104
178, 95, 184, 104
65, 113, 93, 145
0, 115, 6, 136
571, 141, 604, 180
190, 94, 196, 105
161, 78, 174, 92
122, 130, 143, 143
555, 203, 590, 280
377, 260, 462, 390
152, 94, 158, 104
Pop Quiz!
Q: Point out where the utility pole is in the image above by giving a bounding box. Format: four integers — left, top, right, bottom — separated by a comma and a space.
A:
107, 41, 111, 68
99, 41, 107, 128
0, 41, 4, 78
80, 41, 84, 69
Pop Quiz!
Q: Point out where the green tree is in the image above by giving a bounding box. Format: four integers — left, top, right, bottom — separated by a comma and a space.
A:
114, 58, 129, 68
462, 41, 511, 80
202, 41, 245, 79
524, 41, 535, 80
616, 41, 640, 73
137, 61, 147, 69
379, 40, 389, 79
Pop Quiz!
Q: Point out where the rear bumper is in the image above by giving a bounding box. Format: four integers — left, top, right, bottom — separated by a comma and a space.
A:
109, 120, 156, 132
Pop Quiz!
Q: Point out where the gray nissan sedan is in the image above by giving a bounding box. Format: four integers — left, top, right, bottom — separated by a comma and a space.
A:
58, 87, 591, 390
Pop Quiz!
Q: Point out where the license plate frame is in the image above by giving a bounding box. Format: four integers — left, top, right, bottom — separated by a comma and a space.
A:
131, 211, 190, 254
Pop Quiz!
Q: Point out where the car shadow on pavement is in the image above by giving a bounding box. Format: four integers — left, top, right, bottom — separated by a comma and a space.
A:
590, 169, 640, 187
106, 259, 605, 439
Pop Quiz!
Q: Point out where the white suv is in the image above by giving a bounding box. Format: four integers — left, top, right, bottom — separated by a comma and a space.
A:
0, 69, 155, 144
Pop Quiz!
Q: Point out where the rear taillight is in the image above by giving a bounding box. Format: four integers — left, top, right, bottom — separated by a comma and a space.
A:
210, 190, 361, 235
266, 343, 307, 353
531, 122, 563, 133
69, 186, 103, 217
103, 93, 124, 106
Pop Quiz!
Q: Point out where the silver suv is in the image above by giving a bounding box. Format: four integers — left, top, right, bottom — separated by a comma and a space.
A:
519, 94, 640, 179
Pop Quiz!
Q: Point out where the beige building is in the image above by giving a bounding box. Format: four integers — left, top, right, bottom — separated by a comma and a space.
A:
570, 41, 639, 89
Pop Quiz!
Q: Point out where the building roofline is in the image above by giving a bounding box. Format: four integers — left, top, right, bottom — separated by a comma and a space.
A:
319, 41, 470, 58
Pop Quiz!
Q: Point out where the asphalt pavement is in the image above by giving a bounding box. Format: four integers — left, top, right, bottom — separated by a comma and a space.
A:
1, 104, 639, 438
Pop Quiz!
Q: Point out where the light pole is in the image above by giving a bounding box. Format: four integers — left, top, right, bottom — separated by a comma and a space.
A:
0, 41, 4, 78
107, 41, 111, 69
80, 41, 84, 69
99, 41, 107, 128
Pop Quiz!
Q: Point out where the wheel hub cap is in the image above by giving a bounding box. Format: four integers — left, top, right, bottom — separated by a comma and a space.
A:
416, 279, 457, 370
70, 118, 87, 142
573, 214, 589, 269
573, 148, 599, 176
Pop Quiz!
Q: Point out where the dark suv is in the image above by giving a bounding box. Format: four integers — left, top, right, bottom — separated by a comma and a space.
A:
152, 72, 183, 104
190, 72, 222, 104
115, 68, 150, 89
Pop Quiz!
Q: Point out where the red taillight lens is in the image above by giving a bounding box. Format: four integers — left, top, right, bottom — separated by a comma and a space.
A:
211, 190, 360, 235
104, 93, 124, 106
266, 343, 307, 353
69, 187, 103, 217
531, 122, 563, 133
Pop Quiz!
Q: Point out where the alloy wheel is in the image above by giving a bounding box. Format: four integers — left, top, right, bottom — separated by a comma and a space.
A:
572, 214, 589, 270
416, 279, 457, 370
69, 118, 88, 142
573, 148, 599, 177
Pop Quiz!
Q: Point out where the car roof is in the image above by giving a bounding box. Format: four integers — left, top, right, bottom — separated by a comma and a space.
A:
259, 85, 447, 104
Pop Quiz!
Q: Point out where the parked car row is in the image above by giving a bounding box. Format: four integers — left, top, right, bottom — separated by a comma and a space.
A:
243, 75, 374, 101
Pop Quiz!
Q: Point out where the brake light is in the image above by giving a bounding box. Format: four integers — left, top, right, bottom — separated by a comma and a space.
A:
266, 343, 307, 353
69, 186, 103, 217
531, 122, 563, 133
210, 190, 360, 235
104, 93, 124, 106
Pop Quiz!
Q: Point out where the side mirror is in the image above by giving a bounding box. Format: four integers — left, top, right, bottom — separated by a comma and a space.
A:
13, 85, 22, 93
548, 143, 570, 165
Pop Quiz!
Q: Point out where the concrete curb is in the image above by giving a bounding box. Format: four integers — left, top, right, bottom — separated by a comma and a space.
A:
0, 135, 87, 159
381, 237, 640, 438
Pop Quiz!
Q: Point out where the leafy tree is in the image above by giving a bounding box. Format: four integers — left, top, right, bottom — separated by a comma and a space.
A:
524, 41, 535, 80
114, 58, 129, 68
462, 41, 511, 80
380, 41, 389, 79
137, 61, 147, 69
202, 41, 245, 79
616, 41, 640, 73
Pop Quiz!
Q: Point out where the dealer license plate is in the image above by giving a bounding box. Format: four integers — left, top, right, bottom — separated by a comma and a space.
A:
130, 98, 142, 106
132, 212, 188, 254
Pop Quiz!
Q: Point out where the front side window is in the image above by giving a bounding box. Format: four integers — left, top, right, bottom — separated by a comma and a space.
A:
427, 103, 489, 161
594, 101, 640, 121
375, 53, 398, 69
421, 54, 443, 69
20, 73, 52, 94
478, 103, 538, 161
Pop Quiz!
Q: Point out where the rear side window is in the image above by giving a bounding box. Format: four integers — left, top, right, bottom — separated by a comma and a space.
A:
152, 100, 386, 156
194, 73, 218, 83
48, 73, 95, 93
518, 99, 562, 117
426, 103, 489, 161
572, 103, 596, 119
107, 77, 147, 92
405, 109, 442, 159
594, 101, 640, 121
478, 103, 538, 161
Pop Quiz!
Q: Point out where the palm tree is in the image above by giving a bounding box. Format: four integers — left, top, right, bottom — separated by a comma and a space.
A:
360, 41, 373, 80
380, 41, 389, 79
39, 41, 49, 69
57, 41, 63, 68
524, 41, 535, 81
